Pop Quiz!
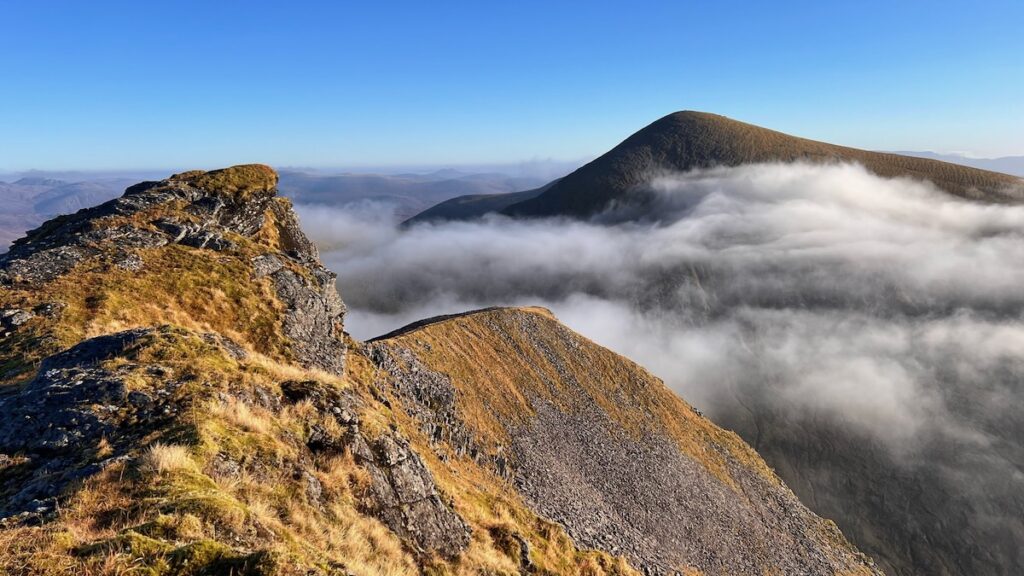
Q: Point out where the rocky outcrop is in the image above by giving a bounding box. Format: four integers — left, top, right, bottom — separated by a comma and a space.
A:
255, 255, 346, 375
348, 433, 471, 559
0, 164, 346, 374
277, 378, 471, 559
0, 327, 202, 520
0, 167, 277, 287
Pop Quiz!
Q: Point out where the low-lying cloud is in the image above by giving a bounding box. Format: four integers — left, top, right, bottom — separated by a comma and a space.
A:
298, 162, 1024, 453
299, 162, 1024, 564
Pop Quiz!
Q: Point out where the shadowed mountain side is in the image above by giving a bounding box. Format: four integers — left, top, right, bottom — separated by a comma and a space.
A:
370, 306, 880, 575
501, 111, 1023, 218
401, 186, 548, 226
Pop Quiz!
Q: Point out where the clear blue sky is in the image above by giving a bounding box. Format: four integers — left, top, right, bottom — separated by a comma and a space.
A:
1, 0, 1021, 171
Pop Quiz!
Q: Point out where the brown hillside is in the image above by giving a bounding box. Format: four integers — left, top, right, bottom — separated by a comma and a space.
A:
371, 307, 880, 575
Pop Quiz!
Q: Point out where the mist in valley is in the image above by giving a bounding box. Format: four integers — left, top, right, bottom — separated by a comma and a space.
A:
298, 162, 1024, 569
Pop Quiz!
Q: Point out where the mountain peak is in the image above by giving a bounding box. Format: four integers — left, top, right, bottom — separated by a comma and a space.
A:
169, 164, 279, 199
0, 163, 345, 370
500, 111, 1023, 218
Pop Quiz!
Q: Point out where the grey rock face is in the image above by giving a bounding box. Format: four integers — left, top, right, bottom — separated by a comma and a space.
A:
1, 308, 35, 337
242, 202, 346, 373
366, 342, 503, 472
251, 253, 285, 278
350, 432, 471, 560
266, 265, 346, 374
269, 199, 320, 264
154, 219, 235, 251
0, 328, 182, 519
279, 378, 470, 559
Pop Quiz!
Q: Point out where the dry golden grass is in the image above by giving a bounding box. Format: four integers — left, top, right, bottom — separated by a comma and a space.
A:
378, 306, 776, 489
0, 244, 292, 379
247, 351, 347, 389
142, 443, 196, 474
174, 164, 279, 200
208, 397, 272, 435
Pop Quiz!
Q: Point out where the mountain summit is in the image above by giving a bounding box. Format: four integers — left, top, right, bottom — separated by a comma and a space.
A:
408, 111, 1023, 224
507, 111, 1024, 218
0, 165, 879, 574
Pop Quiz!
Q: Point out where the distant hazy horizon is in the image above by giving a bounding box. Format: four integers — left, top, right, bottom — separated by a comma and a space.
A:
0, 159, 586, 183
6, 150, 1024, 184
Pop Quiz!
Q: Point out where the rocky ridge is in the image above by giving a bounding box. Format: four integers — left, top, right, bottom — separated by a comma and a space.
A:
0, 166, 632, 575
370, 307, 881, 575
0, 165, 877, 575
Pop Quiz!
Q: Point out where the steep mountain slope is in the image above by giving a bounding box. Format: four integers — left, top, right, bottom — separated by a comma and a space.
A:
407, 111, 1023, 222
0, 166, 878, 575
370, 307, 877, 575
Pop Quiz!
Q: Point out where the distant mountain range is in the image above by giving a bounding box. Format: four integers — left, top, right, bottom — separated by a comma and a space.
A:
406, 111, 1023, 224
0, 177, 133, 249
894, 151, 1024, 177
0, 169, 553, 251
277, 169, 549, 220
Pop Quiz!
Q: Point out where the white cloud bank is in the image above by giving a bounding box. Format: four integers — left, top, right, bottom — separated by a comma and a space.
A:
297, 163, 1024, 457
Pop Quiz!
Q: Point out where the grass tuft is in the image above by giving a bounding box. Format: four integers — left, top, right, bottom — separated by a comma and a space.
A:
142, 443, 196, 474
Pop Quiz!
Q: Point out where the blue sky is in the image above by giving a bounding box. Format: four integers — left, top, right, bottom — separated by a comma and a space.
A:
1, 0, 1021, 171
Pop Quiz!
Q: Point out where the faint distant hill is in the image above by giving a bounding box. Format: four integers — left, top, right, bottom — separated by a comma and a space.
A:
894, 151, 1024, 177
278, 169, 549, 221
403, 181, 555, 225
0, 169, 551, 250
0, 177, 132, 250
409, 112, 1023, 223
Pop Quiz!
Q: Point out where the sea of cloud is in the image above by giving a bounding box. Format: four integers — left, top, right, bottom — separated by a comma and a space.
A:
297, 163, 1024, 459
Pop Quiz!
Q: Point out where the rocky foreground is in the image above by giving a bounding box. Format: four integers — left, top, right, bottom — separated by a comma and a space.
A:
0, 165, 878, 575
